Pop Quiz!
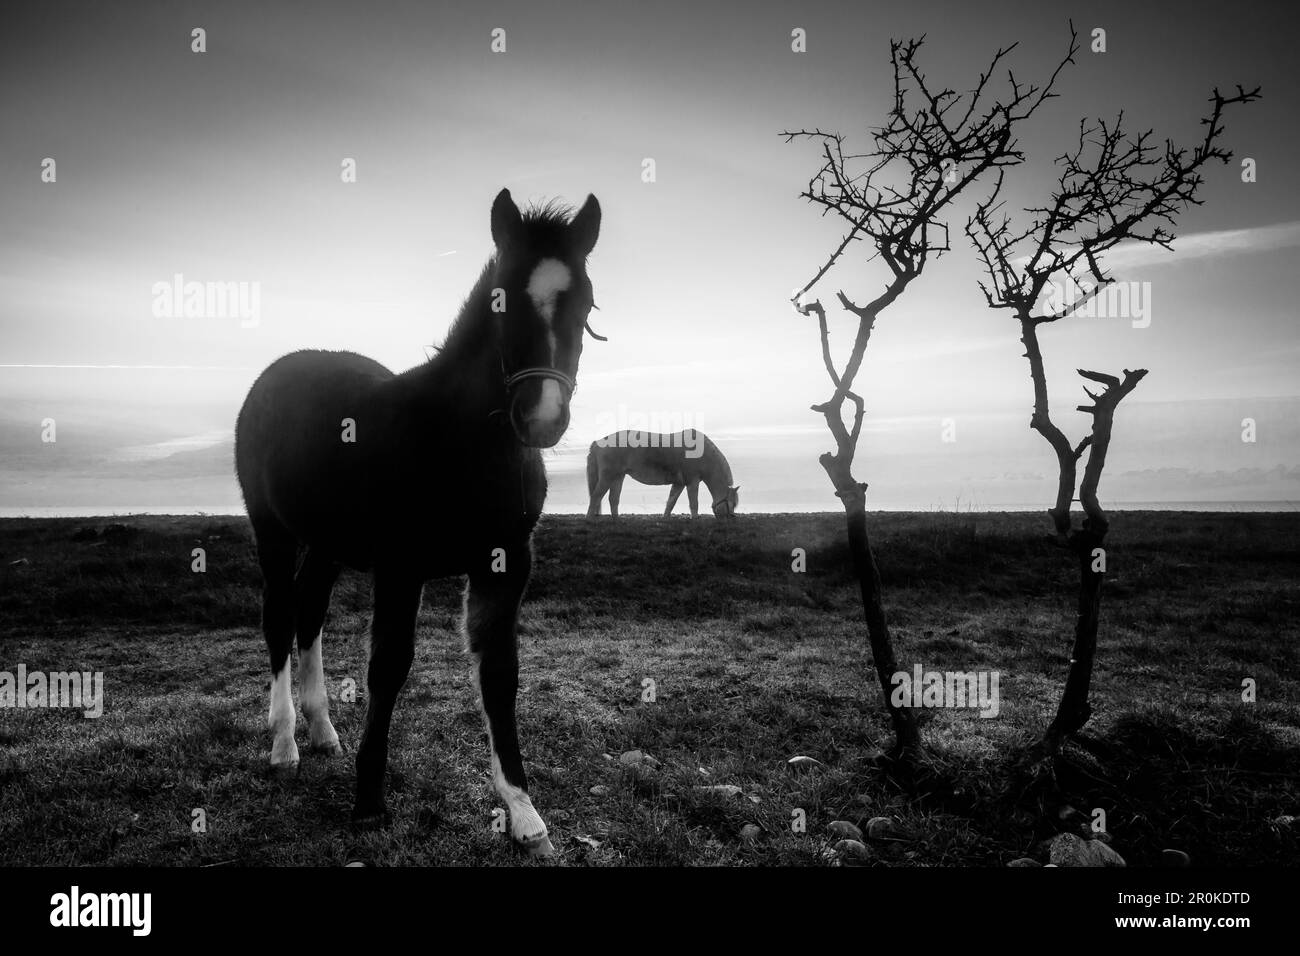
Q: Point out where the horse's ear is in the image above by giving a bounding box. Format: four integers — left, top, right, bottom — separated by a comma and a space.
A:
569, 194, 601, 257
732, 486, 740, 493
491, 188, 524, 250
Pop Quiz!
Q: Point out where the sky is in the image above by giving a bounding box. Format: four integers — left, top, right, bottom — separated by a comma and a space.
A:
1, 0, 1297, 514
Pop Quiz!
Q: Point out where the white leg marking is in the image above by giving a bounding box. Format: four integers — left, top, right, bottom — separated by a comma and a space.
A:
267, 657, 298, 770
299, 632, 341, 754
492, 753, 552, 855
472, 656, 553, 856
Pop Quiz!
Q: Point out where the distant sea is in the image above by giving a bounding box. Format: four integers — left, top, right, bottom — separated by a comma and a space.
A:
2, 501, 1297, 518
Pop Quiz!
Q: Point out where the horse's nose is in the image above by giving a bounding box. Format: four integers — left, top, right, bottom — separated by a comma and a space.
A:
527, 379, 566, 426
512, 379, 569, 447
522, 413, 568, 447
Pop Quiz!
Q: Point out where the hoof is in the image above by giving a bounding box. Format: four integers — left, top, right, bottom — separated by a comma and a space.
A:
310, 740, 345, 756
269, 760, 299, 780
352, 808, 392, 831
517, 833, 556, 858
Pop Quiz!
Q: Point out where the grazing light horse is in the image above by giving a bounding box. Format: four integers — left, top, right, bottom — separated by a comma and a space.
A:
234, 188, 601, 856
586, 429, 739, 517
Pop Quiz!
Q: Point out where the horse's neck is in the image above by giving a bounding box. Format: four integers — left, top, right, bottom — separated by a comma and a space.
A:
389, 322, 508, 446
418, 262, 505, 407
698, 440, 732, 500
423, 306, 503, 411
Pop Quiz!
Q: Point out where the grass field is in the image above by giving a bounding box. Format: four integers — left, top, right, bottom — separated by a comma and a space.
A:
0, 511, 1296, 866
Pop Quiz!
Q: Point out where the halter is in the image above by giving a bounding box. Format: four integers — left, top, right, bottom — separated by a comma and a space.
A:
495, 359, 578, 513
498, 301, 604, 397
711, 493, 733, 512
489, 358, 576, 426
503, 365, 575, 394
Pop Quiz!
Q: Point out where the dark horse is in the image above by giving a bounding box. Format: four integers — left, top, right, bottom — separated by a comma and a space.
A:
234, 188, 600, 856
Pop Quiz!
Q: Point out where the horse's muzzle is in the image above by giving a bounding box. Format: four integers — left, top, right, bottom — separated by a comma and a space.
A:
509, 378, 570, 448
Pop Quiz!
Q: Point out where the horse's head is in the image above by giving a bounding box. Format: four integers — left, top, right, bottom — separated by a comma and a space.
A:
490, 188, 601, 448
712, 486, 740, 518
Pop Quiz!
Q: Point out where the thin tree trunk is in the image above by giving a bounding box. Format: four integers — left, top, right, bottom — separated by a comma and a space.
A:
833, 477, 922, 758
798, 296, 924, 760
1044, 522, 1106, 751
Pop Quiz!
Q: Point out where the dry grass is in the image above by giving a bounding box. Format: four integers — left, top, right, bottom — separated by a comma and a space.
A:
0, 512, 1296, 865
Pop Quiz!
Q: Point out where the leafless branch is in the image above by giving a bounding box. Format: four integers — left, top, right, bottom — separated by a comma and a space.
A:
786, 24, 1079, 486
966, 82, 1259, 534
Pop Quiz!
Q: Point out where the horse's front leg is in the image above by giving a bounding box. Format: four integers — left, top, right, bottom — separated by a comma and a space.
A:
466, 546, 552, 856
607, 475, 625, 518
352, 569, 423, 828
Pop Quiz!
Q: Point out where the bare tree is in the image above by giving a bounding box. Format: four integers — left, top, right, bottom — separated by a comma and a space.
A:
783, 28, 1078, 761
966, 85, 1260, 756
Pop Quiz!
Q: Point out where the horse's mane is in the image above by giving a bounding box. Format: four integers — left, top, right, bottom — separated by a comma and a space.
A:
431, 200, 577, 361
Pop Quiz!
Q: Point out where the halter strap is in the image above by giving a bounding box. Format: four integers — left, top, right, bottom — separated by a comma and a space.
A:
503, 366, 575, 393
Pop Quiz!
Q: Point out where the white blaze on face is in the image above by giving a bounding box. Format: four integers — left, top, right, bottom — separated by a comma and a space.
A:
524, 257, 572, 427
525, 258, 571, 325
531, 377, 564, 426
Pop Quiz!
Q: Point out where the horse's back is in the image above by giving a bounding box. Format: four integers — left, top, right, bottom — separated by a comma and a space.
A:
236, 350, 396, 555
236, 349, 393, 465
594, 430, 713, 485
239, 350, 392, 416
236, 349, 541, 573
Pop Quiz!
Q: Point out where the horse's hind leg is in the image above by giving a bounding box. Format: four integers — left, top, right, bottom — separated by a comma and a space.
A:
587, 476, 611, 516
295, 547, 342, 755
252, 515, 299, 776
664, 482, 685, 515
466, 546, 552, 856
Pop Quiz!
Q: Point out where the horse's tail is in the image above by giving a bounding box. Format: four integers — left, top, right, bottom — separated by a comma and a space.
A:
586, 441, 599, 496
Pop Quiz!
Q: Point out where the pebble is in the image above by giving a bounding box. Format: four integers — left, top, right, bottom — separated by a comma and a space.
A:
618, 750, 659, 768
865, 816, 895, 839
1048, 832, 1126, 867
787, 755, 823, 773
826, 820, 863, 842
834, 839, 871, 864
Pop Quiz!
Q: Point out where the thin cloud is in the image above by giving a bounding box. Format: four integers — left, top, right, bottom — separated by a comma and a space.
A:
0, 364, 254, 370
115, 430, 233, 462
1101, 220, 1300, 269
1010, 221, 1300, 273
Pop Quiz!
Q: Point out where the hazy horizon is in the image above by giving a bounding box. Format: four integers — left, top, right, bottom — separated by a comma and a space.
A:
3, 0, 1297, 516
